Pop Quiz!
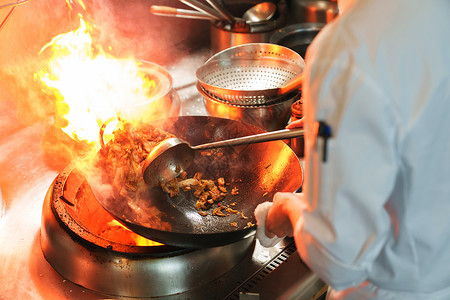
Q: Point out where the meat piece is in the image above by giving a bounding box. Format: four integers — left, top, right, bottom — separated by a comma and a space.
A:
217, 177, 227, 193
212, 207, 227, 217
96, 120, 175, 201
193, 172, 203, 180
225, 207, 239, 214
195, 199, 209, 210
245, 222, 255, 229
160, 179, 180, 197
209, 186, 225, 202
177, 178, 200, 190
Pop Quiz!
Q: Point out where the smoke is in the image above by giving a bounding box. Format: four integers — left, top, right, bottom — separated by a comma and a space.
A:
83, 0, 210, 64
0, 0, 208, 172
0, 0, 71, 125
0, 0, 209, 125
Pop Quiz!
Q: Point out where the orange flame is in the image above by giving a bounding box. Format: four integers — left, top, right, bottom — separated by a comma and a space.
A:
36, 13, 168, 247
36, 15, 157, 147
107, 220, 163, 247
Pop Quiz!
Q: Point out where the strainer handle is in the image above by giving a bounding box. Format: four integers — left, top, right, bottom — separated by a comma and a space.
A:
191, 128, 304, 150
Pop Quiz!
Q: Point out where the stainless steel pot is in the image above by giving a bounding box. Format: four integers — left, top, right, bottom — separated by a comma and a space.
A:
287, 0, 338, 24
136, 61, 181, 119
210, 1, 287, 54
199, 82, 300, 131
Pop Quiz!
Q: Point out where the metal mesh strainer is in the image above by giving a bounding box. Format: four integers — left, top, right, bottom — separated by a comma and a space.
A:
204, 43, 304, 65
197, 77, 296, 106
196, 43, 305, 106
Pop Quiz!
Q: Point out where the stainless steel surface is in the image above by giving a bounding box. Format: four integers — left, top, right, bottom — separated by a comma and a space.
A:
143, 137, 194, 186
191, 127, 304, 148
46, 168, 321, 298
206, 41, 304, 63
143, 128, 303, 186
0, 0, 29, 9
289, 99, 305, 157
205, 0, 236, 24
0, 0, 31, 34
197, 43, 304, 105
138, 61, 181, 118
231, 246, 324, 300
199, 82, 300, 131
179, 0, 223, 21
150, 5, 217, 21
0, 6, 14, 32
209, 1, 287, 54
41, 172, 254, 297
288, 0, 338, 24
242, 2, 277, 23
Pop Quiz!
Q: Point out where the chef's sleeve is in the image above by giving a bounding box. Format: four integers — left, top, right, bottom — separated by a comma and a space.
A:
295, 51, 400, 290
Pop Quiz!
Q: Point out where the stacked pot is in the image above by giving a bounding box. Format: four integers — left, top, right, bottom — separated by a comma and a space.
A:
196, 43, 305, 131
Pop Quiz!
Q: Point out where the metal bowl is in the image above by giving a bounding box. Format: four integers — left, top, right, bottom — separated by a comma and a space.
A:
137, 61, 180, 119
287, 0, 338, 24
198, 82, 300, 131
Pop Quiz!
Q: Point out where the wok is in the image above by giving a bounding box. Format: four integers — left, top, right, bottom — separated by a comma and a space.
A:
88, 116, 302, 249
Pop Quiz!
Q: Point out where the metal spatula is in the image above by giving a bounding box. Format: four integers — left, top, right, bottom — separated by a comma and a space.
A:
142, 128, 304, 186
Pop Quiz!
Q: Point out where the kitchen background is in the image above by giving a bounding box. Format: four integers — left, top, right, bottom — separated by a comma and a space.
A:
0, 0, 337, 299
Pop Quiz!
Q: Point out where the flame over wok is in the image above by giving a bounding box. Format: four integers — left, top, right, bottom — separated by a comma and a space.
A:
36, 10, 171, 246
36, 14, 160, 147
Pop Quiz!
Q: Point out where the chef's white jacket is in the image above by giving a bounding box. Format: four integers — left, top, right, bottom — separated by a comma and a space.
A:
297, 0, 450, 299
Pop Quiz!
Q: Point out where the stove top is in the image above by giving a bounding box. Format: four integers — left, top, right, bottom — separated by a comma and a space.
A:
0, 52, 324, 300
42, 169, 321, 299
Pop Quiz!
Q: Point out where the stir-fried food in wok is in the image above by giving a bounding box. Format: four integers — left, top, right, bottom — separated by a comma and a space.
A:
160, 172, 243, 217
95, 121, 244, 220
96, 121, 175, 199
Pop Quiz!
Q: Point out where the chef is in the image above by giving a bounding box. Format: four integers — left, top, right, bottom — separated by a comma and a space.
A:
258, 0, 450, 299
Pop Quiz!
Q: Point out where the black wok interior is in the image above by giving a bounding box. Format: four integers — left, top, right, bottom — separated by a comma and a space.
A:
90, 116, 303, 248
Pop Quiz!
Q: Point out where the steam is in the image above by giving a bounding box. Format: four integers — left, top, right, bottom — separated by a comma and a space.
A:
84, 0, 210, 64
0, 0, 209, 173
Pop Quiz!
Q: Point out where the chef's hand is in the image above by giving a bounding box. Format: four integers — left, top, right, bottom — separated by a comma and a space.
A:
265, 192, 307, 238
282, 117, 304, 144
286, 117, 304, 129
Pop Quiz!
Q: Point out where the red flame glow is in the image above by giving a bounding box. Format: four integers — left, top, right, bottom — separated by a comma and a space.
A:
36, 15, 158, 147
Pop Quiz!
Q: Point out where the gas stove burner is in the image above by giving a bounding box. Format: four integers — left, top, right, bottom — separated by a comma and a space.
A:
40, 167, 254, 298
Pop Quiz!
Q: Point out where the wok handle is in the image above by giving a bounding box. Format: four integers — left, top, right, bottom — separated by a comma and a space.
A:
192, 128, 304, 150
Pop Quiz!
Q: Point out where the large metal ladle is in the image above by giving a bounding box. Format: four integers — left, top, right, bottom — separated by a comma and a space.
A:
143, 127, 303, 186
242, 2, 277, 23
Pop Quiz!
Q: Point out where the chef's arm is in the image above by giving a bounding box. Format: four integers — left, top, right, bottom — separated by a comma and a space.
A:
295, 54, 400, 290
